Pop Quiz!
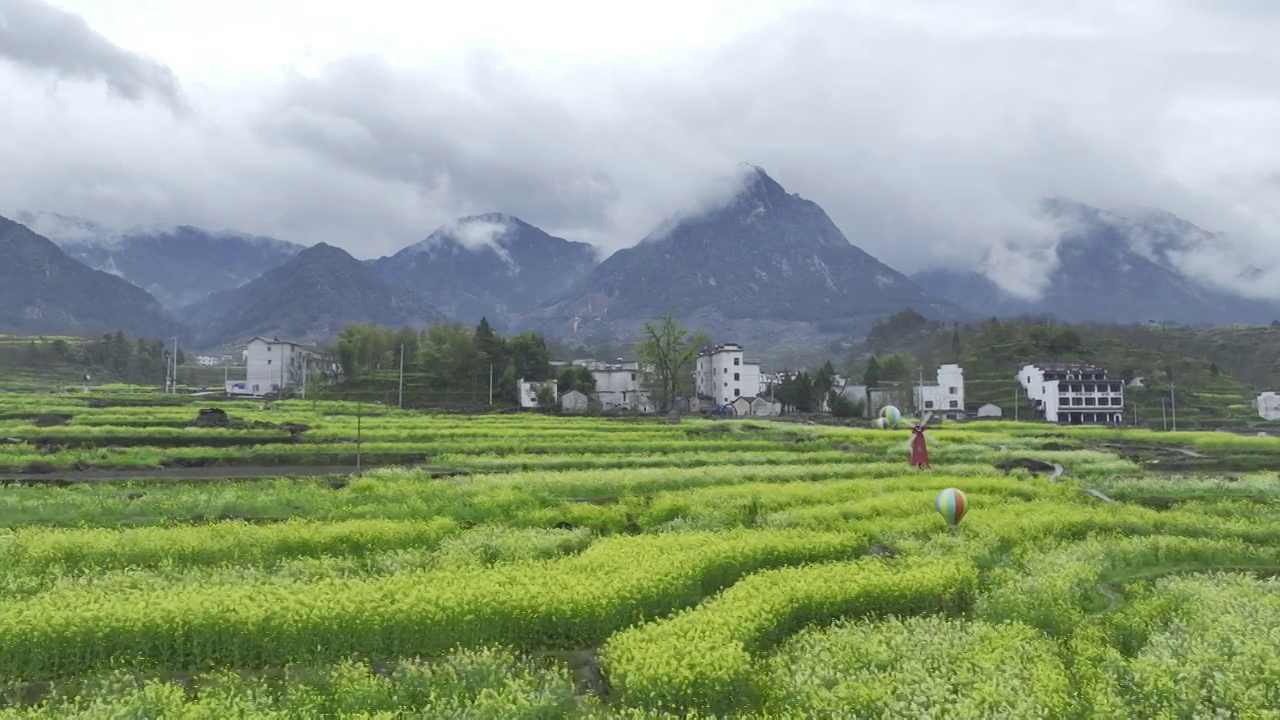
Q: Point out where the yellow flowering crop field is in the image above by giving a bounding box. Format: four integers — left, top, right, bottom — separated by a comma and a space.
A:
1, 391, 1279, 717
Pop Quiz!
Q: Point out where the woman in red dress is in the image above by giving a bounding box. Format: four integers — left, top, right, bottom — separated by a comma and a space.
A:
909, 424, 931, 469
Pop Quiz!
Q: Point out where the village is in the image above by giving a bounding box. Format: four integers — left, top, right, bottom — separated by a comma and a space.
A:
190, 336, 1280, 426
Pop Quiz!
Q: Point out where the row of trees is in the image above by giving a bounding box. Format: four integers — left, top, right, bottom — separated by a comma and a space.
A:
7, 332, 182, 384
329, 319, 558, 406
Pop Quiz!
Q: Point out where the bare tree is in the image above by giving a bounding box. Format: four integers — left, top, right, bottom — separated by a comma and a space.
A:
635, 312, 706, 412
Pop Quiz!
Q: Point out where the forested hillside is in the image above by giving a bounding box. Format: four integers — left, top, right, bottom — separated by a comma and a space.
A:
848, 311, 1280, 428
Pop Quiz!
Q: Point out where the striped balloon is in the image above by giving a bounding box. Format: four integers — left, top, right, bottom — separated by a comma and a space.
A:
873, 417, 887, 429
935, 487, 967, 526
880, 405, 901, 427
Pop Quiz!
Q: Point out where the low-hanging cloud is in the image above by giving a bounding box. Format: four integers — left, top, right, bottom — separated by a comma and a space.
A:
0, 0, 188, 115
3, 0, 1280, 301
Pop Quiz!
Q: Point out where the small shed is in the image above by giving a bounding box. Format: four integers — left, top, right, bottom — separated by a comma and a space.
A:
977, 403, 1003, 418
750, 397, 782, 417
730, 396, 754, 417
560, 390, 589, 414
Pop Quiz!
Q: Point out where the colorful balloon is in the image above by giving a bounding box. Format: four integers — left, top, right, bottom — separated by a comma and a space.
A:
935, 487, 967, 526
873, 417, 887, 429
880, 405, 901, 427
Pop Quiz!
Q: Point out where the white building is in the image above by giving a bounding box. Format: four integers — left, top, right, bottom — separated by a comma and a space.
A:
1017, 363, 1124, 425
194, 355, 220, 367
243, 337, 333, 397
1258, 392, 1280, 421
576, 360, 654, 412
518, 378, 557, 409
695, 343, 762, 406
977, 403, 1003, 418
913, 364, 965, 420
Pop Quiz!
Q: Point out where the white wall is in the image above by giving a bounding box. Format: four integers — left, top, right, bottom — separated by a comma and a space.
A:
518, 379, 557, 409
696, 344, 758, 404
1018, 364, 1123, 424
1259, 392, 1280, 421
915, 364, 965, 416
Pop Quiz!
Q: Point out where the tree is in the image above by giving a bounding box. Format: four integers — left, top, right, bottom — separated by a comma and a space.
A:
635, 312, 706, 412
535, 383, 557, 413
558, 365, 596, 395
864, 356, 882, 387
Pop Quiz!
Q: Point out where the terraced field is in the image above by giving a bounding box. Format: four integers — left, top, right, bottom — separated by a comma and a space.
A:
1, 390, 1280, 716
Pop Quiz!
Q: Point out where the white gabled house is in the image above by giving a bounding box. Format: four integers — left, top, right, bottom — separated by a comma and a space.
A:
1018, 363, 1124, 425
977, 403, 1003, 418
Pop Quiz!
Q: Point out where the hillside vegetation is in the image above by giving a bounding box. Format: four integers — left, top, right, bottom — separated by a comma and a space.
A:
850, 311, 1280, 428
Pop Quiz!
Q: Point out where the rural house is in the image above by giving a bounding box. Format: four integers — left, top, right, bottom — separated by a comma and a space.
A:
977, 403, 1003, 418
1018, 362, 1124, 425
1258, 392, 1280, 421
912, 364, 965, 419
695, 343, 763, 406
575, 360, 654, 412
560, 389, 590, 414
236, 337, 334, 397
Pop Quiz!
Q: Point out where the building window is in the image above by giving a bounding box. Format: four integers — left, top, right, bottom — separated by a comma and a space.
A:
724, 382, 728, 387
734, 373, 740, 381
1111, 397, 1122, 406
1085, 397, 1096, 406
734, 389, 741, 397
734, 358, 740, 366
949, 387, 957, 394
723, 368, 728, 374
925, 401, 934, 408
631, 373, 636, 381
949, 400, 959, 408
267, 359, 272, 365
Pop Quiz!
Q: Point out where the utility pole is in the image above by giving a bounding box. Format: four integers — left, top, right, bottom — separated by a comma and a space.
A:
1013, 385, 1019, 422
1170, 383, 1177, 431
301, 357, 308, 400
488, 363, 494, 406
356, 399, 363, 473
917, 366, 924, 417
398, 343, 405, 409
1162, 397, 1168, 431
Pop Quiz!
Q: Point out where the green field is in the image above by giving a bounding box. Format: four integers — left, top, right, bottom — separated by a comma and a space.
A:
1, 389, 1279, 716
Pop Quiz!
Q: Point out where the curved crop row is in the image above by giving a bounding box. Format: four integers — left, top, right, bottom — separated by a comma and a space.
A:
603, 556, 976, 715
0, 529, 869, 679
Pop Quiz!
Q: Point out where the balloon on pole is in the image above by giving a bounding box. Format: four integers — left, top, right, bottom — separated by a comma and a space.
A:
880, 405, 901, 427
935, 487, 967, 526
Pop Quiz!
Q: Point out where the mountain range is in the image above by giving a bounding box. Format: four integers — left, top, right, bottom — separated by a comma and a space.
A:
184, 243, 446, 347
5, 167, 1277, 353
20, 211, 303, 310
523, 165, 963, 349
0, 216, 177, 338
370, 214, 598, 331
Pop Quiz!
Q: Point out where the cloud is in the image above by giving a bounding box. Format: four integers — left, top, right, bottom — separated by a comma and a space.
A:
3, 0, 1280, 301
0, 0, 188, 115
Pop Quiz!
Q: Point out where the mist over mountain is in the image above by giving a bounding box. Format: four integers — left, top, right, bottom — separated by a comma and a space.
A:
20, 211, 304, 310
371, 214, 598, 331
523, 165, 964, 350
914, 200, 1280, 325
0, 215, 178, 338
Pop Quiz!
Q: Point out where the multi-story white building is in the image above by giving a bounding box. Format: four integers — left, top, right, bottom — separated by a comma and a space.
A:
574, 360, 654, 412
695, 343, 763, 406
914, 364, 965, 420
238, 337, 334, 397
1018, 363, 1124, 425
1257, 392, 1280, 421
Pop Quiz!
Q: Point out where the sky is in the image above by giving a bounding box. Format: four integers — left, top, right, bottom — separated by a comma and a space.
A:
2, 0, 1279, 298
